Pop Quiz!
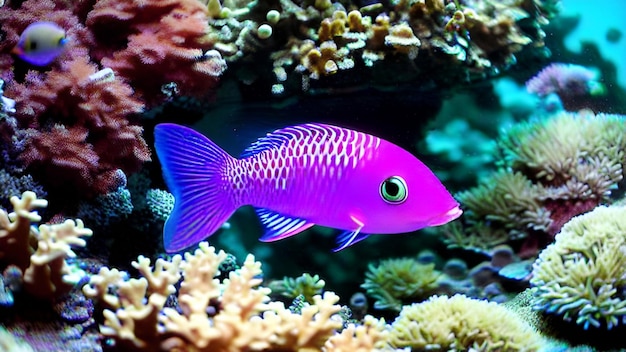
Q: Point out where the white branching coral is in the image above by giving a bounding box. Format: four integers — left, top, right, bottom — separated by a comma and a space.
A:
0, 191, 92, 300
84, 242, 385, 351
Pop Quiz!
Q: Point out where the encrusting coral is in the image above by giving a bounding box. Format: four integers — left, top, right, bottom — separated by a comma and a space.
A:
531, 205, 626, 330
445, 110, 626, 257
83, 242, 388, 351
386, 294, 543, 351
0, 191, 92, 300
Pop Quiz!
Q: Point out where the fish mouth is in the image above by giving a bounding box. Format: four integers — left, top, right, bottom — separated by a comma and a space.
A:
427, 206, 463, 227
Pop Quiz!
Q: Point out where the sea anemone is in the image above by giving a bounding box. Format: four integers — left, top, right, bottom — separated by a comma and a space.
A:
531, 205, 626, 330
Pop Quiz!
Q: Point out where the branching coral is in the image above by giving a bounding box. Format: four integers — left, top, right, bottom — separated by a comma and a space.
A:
445, 110, 626, 257
83, 242, 386, 351
0, 1, 151, 199
530, 205, 626, 330
361, 257, 440, 312
0, 191, 92, 300
16, 57, 151, 198
386, 294, 543, 351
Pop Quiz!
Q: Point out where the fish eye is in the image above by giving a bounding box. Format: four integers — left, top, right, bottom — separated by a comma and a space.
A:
380, 176, 407, 204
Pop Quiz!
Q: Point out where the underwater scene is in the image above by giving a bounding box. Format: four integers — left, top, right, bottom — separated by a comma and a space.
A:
1, 0, 626, 351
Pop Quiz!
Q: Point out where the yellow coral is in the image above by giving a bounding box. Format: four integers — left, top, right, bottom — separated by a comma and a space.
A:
387, 294, 543, 351
0, 191, 47, 269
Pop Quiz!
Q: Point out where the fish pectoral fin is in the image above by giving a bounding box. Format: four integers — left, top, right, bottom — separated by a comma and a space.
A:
255, 208, 314, 242
333, 215, 368, 252
333, 230, 369, 252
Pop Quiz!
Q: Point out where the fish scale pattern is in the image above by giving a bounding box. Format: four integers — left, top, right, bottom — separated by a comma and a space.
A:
228, 124, 380, 213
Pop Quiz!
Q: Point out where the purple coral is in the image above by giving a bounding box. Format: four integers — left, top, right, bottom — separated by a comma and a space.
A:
526, 63, 603, 111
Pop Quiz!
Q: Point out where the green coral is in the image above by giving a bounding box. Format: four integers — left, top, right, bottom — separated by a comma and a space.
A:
268, 273, 326, 303
387, 294, 543, 351
445, 110, 626, 254
530, 205, 626, 330
145, 188, 174, 222
361, 257, 440, 312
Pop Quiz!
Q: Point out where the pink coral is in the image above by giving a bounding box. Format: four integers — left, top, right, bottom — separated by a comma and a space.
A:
16, 57, 150, 198
0, 0, 151, 200
0, 0, 227, 203
86, 0, 226, 106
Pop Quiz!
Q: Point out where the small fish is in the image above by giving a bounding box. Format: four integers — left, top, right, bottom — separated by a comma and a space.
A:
154, 123, 462, 253
12, 22, 67, 66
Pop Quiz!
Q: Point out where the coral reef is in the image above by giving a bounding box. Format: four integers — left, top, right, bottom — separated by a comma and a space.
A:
83, 242, 386, 351
0, 0, 228, 201
386, 294, 544, 351
0, 191, 92, 300
531, 205, 626, 330
445, 110, 626, 258
206, 0, 556, 95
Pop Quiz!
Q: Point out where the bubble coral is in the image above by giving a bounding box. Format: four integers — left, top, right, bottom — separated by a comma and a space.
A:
387, 294, 543, 351
531, 205, 626, 330
446, 110, 626, 257
361, 257, 440, 312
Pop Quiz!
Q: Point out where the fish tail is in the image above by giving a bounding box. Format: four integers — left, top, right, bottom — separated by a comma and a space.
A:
154, 123, 237, 253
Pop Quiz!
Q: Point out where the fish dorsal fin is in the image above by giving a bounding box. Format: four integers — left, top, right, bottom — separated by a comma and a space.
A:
255, 208, 314, 242
240, 123, 335, 158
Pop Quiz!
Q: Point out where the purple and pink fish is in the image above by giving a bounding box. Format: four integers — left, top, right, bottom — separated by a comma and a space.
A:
154, 123, 462, 253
